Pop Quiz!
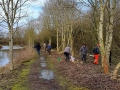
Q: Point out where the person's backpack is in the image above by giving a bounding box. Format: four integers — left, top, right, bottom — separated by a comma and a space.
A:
93, 47, 99, 54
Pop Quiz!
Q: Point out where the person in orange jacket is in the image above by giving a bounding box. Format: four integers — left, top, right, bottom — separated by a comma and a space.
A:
92, 44, 100, 65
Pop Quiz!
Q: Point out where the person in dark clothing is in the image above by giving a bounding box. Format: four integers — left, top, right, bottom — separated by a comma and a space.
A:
64, 46, 71, 61
34, 42, 41, 56
93, 44, 100, 65
80, 44, 88, 63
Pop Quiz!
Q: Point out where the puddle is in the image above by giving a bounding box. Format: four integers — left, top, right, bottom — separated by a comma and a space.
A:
40, 57, 45, 60
39, 70, 54, 80
40, 62, 47, 67
41, 60, 46, 63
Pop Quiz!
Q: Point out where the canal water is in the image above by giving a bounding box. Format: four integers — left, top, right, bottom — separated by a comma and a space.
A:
0, 46, 23, 67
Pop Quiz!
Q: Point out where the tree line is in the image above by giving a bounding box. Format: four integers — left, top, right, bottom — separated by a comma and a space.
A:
37, 0, 120, 75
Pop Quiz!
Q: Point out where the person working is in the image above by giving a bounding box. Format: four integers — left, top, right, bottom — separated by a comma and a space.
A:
93, 44, 100, 65
64, 46, 71, 61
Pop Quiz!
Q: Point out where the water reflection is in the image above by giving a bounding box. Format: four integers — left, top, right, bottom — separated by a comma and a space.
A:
0, 46, 23, 67
0, 46, 23, 50
0, 51, 9, 66
40, 62, 47, 67
40, 57, 45, 61
39, 70, 54, 80
41, 60, 46, 63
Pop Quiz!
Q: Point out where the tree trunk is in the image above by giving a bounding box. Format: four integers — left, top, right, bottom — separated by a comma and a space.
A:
62, 23, 65, 52
9, 0, 14, 70
49, 37, 51, 45
9, 26, 14, 70
105, 0, 115, 67
56, 28, 59, 52
111, 62, 120, 79
70, 21, 74, 56
98, 2, 109, 74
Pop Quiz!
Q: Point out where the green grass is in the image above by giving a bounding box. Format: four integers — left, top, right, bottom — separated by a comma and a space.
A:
12, 60, 35, 90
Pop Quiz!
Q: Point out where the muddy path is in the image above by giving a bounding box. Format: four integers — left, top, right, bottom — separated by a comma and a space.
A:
28, 53, 63, 90
28, 51, 87, 90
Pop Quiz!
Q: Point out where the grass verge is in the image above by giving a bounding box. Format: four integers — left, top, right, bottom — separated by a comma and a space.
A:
12, 59, 35, 90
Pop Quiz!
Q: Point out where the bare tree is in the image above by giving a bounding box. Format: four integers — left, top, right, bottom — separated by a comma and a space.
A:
0, 0, 29, 70
111, 62, 120, 79
41, 0, 78, 54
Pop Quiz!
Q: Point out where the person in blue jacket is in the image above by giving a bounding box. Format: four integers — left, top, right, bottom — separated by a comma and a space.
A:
47, 43, 52, 54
